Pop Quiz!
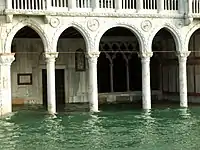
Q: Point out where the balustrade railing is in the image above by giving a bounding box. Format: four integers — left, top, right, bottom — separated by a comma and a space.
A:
7, 0, 197, 16
164, 0, 178, 10
51, 0, 68, 8
122, 0, 136, 9
76, 0, 91, 8
11, 0, 46, 10
191, 0, 200, 14
143, 0, 157, 10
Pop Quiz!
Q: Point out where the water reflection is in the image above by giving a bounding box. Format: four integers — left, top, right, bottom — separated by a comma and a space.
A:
178, 108, 191, 118
82, 114, 106, 149
0, 119, 21, 150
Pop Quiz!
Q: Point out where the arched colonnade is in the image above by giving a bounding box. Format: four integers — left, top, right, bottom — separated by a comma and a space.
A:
0, 19, 197, 115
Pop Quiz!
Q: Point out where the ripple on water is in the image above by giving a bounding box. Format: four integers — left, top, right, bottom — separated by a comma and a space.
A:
0, 107, 200, 149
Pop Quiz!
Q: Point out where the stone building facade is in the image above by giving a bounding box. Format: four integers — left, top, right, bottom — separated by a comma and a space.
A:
0, 0, 200, 115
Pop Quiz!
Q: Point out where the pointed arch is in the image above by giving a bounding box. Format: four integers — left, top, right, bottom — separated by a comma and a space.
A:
95, 24, 144, 52
5, 19, 48, 53
52, 24, 90, 52
149, 25, 181, 52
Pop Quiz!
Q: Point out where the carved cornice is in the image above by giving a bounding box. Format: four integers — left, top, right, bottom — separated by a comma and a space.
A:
4, 9, 184, 19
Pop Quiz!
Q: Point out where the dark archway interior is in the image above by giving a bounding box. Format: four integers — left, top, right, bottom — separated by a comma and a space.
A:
14, 26, 82, 38
151, 28, 176, 92
98, 27, 141, 93
12, 26, 40, 52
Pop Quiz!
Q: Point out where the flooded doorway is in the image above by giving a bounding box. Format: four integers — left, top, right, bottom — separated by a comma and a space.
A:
42, 69, 65, 111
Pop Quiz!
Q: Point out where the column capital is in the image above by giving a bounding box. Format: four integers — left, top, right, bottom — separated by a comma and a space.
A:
43, 52, 58, 62
176, 51, 191, 62
0, 53, 15, 66
138, 51, 153, 63
86, 51, 100, 63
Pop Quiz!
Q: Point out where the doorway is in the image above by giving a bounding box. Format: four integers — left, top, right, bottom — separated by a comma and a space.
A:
42, 69, 65, 111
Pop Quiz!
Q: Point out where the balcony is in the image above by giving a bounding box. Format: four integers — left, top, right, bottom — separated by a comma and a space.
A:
3, 0, 200, 19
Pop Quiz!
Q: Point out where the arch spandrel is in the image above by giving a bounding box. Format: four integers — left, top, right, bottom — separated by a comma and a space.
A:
5, 19, 48, 53
94, 23, 146, 53
148, 24, 182, 52
185, 23, 200, 52
52, 23, 90, 53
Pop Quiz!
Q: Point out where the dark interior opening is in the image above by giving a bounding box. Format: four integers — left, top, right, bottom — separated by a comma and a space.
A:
151, 28, 176, 91
42, 69, 65, 111
98, 27, 141, 93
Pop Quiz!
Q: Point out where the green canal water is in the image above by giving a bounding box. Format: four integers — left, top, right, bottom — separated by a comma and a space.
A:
0, 105, 200, 150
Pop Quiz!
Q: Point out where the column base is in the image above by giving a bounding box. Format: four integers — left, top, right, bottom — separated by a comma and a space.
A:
180, 95, 188, 108
0, 107, 12, 117
47, 104, 56, 114
90, 109, 100, 113
180, 102, 188, 108
142, 100, 151, 110
0, 98, 12, 117
89, 103, 99, 112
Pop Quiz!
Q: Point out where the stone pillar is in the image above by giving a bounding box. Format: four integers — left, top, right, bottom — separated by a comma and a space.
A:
109, 63, 114, 92
87, 52, 100, 112
139, 52, 153, 110
0, 53, 15, 116
44, 52, 58, 114
177, 51, 191, 108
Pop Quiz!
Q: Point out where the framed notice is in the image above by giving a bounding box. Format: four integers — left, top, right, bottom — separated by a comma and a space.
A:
75, 48, 86, 71
17, 73, 32, 85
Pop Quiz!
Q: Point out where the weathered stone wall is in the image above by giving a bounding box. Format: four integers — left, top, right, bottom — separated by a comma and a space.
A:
11, 38, 87, 104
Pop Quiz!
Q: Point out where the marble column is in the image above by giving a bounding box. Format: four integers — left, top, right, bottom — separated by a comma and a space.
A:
177, 51, 191, 108
87, 52, 100, 112
44, 52, 58, 114
139, 52, 153, 110
0, 53, 15, 116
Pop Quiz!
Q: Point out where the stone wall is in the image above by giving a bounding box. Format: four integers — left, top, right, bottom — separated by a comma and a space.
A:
11, 38, 87, 104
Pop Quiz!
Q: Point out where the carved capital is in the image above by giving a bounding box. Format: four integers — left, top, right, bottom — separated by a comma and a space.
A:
138, 51, 153, 59
86, 51, 100, 64
43, 52, 58, 63
176, 51, 191, 63
0, 53, 15, 66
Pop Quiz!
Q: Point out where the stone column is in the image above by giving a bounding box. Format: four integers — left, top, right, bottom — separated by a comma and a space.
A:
87, 52, 100, 112
0, 53, 15, 116
139, 52, 153, 110
44, 52, 58, 114
177, 51, 191, 108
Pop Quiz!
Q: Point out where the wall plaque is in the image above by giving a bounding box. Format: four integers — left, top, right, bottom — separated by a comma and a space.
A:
75, 48, 86, 71
17, 73, 32, 85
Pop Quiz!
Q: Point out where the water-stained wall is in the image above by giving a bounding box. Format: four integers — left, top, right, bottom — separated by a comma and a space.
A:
11, 38, 87, 104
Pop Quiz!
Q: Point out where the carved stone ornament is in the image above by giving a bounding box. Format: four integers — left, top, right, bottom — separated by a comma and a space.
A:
176, 21, 183, 29
87, 19, 99, 31
141, 20, 152, 32
50, 17, 60, 28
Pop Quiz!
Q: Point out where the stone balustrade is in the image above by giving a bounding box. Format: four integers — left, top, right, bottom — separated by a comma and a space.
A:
3, 0, 200, 18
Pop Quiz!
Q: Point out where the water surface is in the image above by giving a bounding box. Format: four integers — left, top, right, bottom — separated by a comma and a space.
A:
0, 105, 200, 150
